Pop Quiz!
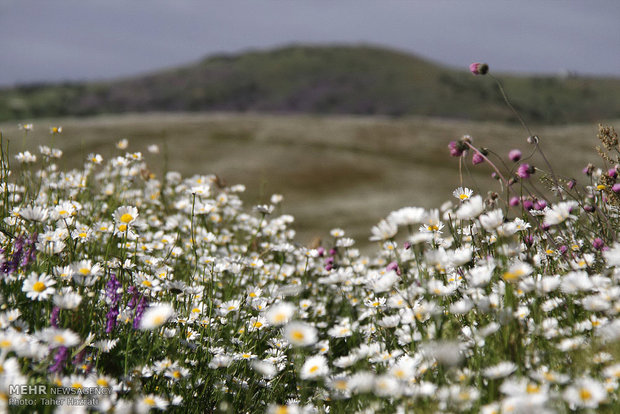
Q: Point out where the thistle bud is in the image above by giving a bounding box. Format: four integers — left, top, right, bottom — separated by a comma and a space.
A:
508, 149, 522, 162
469, 62, 489, 75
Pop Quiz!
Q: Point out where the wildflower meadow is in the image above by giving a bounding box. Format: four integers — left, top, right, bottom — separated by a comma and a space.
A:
1, 66, 619, 413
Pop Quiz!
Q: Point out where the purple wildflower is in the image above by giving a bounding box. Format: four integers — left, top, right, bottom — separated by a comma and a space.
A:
49, 346, 68, 374
132, 296, 149, 330
127, 286, 139, 309
21, 233, 38, 268
612, 183, 620, 193
592, 238, 605, 250
105, 274, 122, 334
50, 307, 60, 328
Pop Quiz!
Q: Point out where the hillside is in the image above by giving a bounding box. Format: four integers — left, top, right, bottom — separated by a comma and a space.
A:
1, 45, 620, 123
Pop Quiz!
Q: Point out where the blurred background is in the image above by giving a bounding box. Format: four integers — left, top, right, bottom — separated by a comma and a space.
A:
1, 0, 619, 246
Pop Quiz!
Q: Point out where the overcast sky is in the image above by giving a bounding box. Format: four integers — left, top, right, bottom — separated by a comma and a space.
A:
1, 0, 619, 86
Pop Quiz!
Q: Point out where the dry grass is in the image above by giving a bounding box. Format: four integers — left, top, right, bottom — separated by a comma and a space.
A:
2, 112, 616, 249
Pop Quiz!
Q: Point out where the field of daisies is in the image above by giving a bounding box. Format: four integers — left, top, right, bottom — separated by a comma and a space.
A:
2, 111, 620, 412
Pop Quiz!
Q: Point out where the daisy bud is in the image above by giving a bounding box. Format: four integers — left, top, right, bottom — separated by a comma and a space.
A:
508, 149, 522, 162
469, 62, 489, 75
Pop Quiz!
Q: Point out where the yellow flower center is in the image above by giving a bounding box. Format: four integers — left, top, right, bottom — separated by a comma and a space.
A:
71, 383, 83, 389
0, 340, 11, 348
33, 281, 46, 292
144, 397, 156, 406
152, 316, 165, 325
96, 379, 109, 387
292, 331, 305, 341
79, 268, 89, 275
120, 213, 134, 223
579, 388, 592, 401
309, 365, 319, 373
54, 335, 65, 344
142, 280, 152, 287
119, 224, 127, 232
526, 383, 540, 394
459, 194, 469, 200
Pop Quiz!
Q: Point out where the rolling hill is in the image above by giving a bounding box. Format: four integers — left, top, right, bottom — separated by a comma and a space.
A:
2, 44, 620, 124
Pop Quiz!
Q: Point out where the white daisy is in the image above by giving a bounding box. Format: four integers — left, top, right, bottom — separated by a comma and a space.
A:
283, 322, 318, 347
22, 272, 56, 301
139, 303, 175, 330
300, 355, 329, 380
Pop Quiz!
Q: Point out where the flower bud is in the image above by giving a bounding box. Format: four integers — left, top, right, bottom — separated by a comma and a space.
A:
469, 62, 489, 75
508, 149, 522, 162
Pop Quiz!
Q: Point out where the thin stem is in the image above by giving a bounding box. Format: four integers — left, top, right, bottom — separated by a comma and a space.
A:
463, 142, 508, 191
489, 74, 532, 137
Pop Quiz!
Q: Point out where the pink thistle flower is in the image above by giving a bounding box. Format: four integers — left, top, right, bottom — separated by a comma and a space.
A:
449, 141, 464, 157
517, 163, 534, 179
472, 151, 484, 165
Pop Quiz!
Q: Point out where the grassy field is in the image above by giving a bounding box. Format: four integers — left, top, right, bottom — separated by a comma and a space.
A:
1, 112, 615, 248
